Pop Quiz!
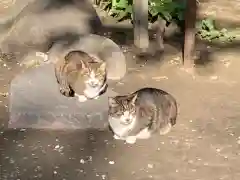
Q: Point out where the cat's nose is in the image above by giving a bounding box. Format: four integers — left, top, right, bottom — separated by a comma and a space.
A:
90, 81, 98, 87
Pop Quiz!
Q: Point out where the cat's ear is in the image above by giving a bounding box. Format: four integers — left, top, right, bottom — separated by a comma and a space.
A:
130, 94, 138, 105
99, 62, 106, 72
108, 97, 118, 107
80, 60, 88, 69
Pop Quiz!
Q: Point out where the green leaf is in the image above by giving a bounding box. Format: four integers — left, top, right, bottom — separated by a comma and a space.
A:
112, 0, 127, 9
149, 6, 159, 16
202, 19, 215, 31
115, 11, 128, 21
125, 4, 132, 14
160, 11, 172, 21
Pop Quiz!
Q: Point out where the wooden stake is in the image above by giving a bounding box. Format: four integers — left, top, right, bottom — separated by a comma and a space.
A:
133, 0, 149, 51
183, 0, 197, 67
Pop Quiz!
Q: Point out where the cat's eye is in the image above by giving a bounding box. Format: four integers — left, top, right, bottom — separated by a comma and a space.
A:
121, 118, 132, 125
116, 112, 123, 116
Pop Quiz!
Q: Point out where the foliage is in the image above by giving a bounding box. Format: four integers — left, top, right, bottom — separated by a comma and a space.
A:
98, 0, 185, 24
196, 18, 236, 42
96, 0, 236, 42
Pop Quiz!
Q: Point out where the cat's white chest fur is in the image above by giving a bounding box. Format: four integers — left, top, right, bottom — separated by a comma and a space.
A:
109, 112, 151, 144
113, 127, 151, 144
75, 94, 88, 102
75, 93, 99, 103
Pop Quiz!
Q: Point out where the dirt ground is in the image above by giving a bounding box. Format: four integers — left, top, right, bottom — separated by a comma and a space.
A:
1, 1, 240, 180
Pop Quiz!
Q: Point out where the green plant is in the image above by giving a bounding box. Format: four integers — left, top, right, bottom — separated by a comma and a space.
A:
98, 0, 185, 24
97, 0, 236, 42
148, 0, 186, 23
196, 18, 236, 42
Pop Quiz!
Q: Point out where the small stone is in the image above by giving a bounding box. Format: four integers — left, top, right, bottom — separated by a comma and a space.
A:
88, 156, 92, 162
101, 175, 106, 179
54, 145, 60, 149
80, 159, 85, 164
20, 129, 26, 132
237, 139, 240, 145
216, 148, 221, 152
109, 161, 115, 165
210, 76, 218, 80
147, 164, 153, 168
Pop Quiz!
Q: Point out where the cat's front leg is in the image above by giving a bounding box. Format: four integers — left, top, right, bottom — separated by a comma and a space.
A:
159, 123, 172, 135
36, 52, 49, 62
94, 95, 99, 100
113, 134, 121, 140
59, 86, 73, 97
125, 136, 137, 144
136, 127, 151, 139
75, 94, 88, 102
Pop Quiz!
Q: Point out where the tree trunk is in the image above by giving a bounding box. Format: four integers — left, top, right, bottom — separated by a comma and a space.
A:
183, 0, 197, 67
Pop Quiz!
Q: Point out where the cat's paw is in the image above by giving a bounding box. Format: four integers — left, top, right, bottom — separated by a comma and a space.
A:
125, 136, 137, 144
35, 52, 48, 62
76, 95, 88, 102
159, 123, 172, 135
137, 128, 151, 139
113, 134, 121, 140
94, 96, 99, 100
60, 87, 72, 97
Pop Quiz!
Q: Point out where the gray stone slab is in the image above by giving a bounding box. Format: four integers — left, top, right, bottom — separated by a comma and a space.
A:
8, 64, 117, 130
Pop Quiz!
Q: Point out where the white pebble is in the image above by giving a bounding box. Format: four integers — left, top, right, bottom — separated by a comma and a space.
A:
109, 161, 115, 165
54, 145, 60, 149
147, 164, 153, 168
237, 139, 240, 145
216, 148, 221, 152
101, 175, 106, 179
20, 129, 26, 132
80, 159, 85, 164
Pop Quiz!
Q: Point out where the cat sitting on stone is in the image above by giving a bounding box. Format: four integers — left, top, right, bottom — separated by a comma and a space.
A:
55, 50, 107, 102
108, 87, 178, 144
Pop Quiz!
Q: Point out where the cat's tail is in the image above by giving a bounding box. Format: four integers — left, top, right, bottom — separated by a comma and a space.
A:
169, 95, 178, 126
159, 94, 178, 135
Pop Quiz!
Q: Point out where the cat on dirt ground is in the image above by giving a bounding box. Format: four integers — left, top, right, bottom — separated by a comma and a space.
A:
54, 50, 107, 102
108, 87, 178, 144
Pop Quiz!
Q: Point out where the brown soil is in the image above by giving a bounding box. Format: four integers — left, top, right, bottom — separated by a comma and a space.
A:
1, 1, 240, 180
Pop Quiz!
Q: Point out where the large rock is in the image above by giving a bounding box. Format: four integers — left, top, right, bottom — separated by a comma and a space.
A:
9, 64, 117, 129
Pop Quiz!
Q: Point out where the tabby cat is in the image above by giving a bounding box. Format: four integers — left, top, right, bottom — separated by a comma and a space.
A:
108, 87, 177, 144
55, 50, 107, 102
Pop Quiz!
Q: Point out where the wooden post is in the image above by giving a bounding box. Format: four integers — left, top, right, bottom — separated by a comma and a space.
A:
183, 0, 197, 67
133, 0, 149, 51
